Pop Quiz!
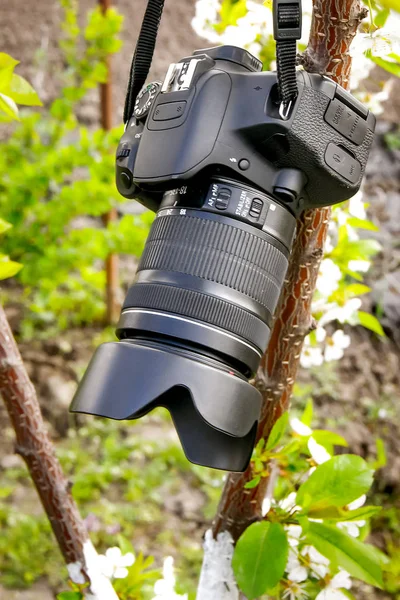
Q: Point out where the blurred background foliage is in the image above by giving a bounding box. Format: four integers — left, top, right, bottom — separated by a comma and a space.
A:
0, 0, 400, 599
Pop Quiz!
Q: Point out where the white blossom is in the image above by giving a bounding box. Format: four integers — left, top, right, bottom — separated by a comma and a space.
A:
378, 408, 388, 419
324, 330, 351, 362
280, 491, 301, 513
191, 0, 221, 42
348, 260, 371, 273
308, 437, 332, 465
302, 546, 330, 579
337, 495, 366, 538
319, 298, 362, 327
262, 497, 272, 516
300, 344, 324, 369
351, 16, 400, 58
317, 259, 342, 298
348, 495, 366, 511
152, 556, 188, 600
338, 519, 366, 538
285, 524, 303, 548
348, 191, 367, 220
286, 549, 308, 583
290, 418, 313, 437
316, 570, 352, 600
357, 79, 394, 115
98, 547, 135, 580
283, 581, 309, 600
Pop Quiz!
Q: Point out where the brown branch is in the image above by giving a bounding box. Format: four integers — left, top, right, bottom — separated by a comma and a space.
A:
212, 0, 367, 542
0, 304, 117, 597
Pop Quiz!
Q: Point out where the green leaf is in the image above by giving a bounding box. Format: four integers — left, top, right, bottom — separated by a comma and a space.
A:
358, 311, 385, 336
296, 455, 373, 512
232, 522, 289, 599
371, 438, 387, 470
56, 593, 83, 600
305, 521, 388, 588
244, 475, 261, 489
375, 7, 391, 27
0, 258, 23, 280
345, 283, 371, 297
370, 55, 400, 77
347, 217, 379, 231
0, 218, 12, 234
379, 0, 400, 13
312, 430, 348, 448
265, 412, 289, 451
5, 74, 42, 106
0, 53, 19, 69
301, 398, 313, 427
307, 505, 382, 521
0, 92, 19, 119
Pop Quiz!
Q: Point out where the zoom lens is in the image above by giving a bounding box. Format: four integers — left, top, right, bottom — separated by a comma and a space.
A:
71, 179, 296, 471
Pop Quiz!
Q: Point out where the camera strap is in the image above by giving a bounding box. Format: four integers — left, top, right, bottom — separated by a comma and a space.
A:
123, 0, 165, 124
123, 0, 302, 124
273, 0, 302, 116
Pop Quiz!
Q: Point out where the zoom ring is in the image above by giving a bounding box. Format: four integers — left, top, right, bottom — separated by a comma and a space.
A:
138, 213, 289, 312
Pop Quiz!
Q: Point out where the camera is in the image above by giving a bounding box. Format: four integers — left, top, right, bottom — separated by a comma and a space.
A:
71, 45, 376, 471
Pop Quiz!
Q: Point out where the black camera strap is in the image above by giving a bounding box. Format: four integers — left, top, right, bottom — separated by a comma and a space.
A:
123, 0, 302, 124
274, 0, 302, 115
123, 0, 165, 124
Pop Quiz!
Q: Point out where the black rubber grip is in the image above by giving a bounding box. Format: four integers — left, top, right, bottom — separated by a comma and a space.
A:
138, 214, 288, 313
122, 283, 270, 351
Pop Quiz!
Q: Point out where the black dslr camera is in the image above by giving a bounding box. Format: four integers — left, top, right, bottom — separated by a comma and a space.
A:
71, 43, 375, 471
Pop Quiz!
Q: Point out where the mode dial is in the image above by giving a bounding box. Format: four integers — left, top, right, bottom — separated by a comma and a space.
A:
193, 45, 262, 73
134, 82, 161, 119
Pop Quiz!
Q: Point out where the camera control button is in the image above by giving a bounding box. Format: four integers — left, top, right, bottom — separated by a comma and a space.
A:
119, 172, 133, 190
238, 159, 250, 171
215, 188, 231, 210
325, 99, 367, 146
325, 143, 362, 184
153, 101, 187, 121
249, 198, 263, 219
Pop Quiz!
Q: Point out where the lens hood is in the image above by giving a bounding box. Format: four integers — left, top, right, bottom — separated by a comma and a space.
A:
70, 340, 261, 471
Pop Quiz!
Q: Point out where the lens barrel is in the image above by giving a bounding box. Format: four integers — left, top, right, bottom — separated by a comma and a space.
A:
71, 179, 296, 471
119, 183, 292, 374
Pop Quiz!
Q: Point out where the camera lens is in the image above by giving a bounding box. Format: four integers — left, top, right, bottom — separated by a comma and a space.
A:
71, 179, 296, 471
118, 182, 292, 375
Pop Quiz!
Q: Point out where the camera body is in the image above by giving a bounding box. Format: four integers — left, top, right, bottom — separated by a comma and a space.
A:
71, 46, 376, 472
116, 45, 375, 217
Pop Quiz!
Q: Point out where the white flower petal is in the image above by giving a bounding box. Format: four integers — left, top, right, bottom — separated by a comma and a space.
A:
306, 546, 330, 567
262, 497, 272, 516
331, 570, 352, 590
280, 492, 299, 511
308, 437, 331, 465
347, 495, 366, 511
316, 590, 349, 600
113, 567, 129, 579
105, 547, 122, 563
288, 565, 308, 583
119, 552, 135, 567
97, 554, 114, 579
290, 418, 312, 436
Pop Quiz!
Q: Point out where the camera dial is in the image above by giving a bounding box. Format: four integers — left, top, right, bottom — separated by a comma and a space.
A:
134, 82, 161, 119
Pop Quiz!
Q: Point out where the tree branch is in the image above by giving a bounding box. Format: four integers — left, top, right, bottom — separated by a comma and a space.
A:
211, 0, 367, 543
0, 304, 118, 599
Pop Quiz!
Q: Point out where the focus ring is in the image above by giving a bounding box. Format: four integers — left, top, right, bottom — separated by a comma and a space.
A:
138, 214, 289, 312
121, 283, 270, 351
